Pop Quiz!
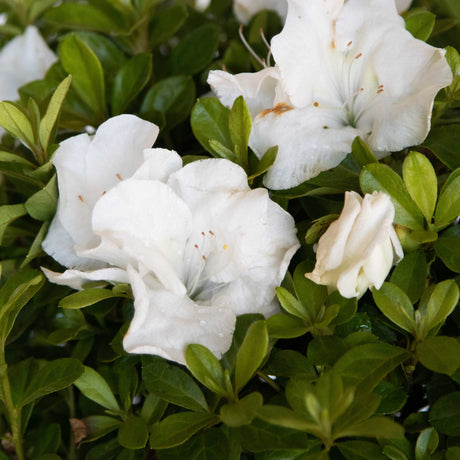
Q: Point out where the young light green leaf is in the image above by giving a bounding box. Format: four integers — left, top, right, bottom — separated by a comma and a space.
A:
266, 313, 310, 339
417, 336, 460, 376
39, 75, 72, 151
373, 283, 416, 335
423, 279, 459, 332
185, 344, 229, 396
83, 416, 122, 443
142, 356, 208, 412
338, 416, 404, 439
257, 405, 320, 433
74, 366, 120, 413
405, 11, 436, 41
434, 168, 460, 228
0, 102, 35, 150
59, 34, 106, 118
20, 221, 50, 269
59, 288, 123, 309
276, 287, 308, 321
149, 412, 219, 449
235, 320, 269, 393
111, 53, 152, 115
0, 204, 27, 244
403, 152, 437, 222
248, 145, 278, 182
360, 163, 425, 230
229, 96, 251, 170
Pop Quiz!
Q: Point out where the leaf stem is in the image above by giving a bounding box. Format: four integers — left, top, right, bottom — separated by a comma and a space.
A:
0, 348, 25, 460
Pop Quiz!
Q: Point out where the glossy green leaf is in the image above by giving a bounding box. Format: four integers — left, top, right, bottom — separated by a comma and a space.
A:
0, 102, 35, 149
149, 4, 188, 46
266, 349, 316, 378
403, 152, 437, 222
191, 98, 232, 156
111, 53, 152, 115
220, 392, 263, 427
374, 381, 408, 415
276, 287, 308, 320
417, 336, 460, 375
59, 34, 105, 118
229, 96, 251, 170
235, 320, 268, 392
59, 288, 122, 309
423, 279, 459, 332
425, 125, 460, 170
74, 366, 120, 413
434, 236, 460, 272
429, 392, 460, 436
373, 283, 415, 335
267, 313, 310, 339
142, 356, 208, 412
415, 428, 439, 460
405, 11, 436, 41
39, 75, 72, 151
360, 163, 425, 229
185, 344, 228, 396
257, 405, 319, 433
149, 412, 219, 449
434, 168, 460, 228
83, 415, 122, 442
338, 441, 388, 460
117, 415, 148, 449
390, 251, 427, 303
338, 416, 404, 439
308, 336, 348, 366
25, 175, 57, 221
141, 75, 195, 129
0, 203, 27, 243
248, 146, 278, 181
351, 136, 378, 167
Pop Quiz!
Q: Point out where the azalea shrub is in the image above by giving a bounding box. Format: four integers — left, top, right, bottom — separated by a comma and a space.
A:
0, 0, 459, 459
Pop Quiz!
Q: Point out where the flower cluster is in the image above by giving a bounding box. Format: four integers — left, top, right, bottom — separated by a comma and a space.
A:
43, 115, 299, 364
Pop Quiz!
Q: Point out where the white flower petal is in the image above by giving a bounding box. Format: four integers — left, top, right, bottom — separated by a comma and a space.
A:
42, 266, 129, 291
208, 68, 282, 117
395, 0, 411, 13
123, 267, 236, 365
234, 0, 288, 25
131, 148, 182, 182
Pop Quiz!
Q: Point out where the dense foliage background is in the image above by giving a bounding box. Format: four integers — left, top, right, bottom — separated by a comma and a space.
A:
0, 0, 459, 458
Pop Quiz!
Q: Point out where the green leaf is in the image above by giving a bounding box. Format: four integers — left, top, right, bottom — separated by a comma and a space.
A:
333, 343, 410, 393
20, 221, 50, 269
307, 336, 348, 366
381, 444, 409, 460
338, 417, 404, 439
415, 428, 439, 460
44, 3, 119, 33
429, 392, 460, 436
111, 53, 152, 115
149, 4, 188, 46
405, 11, 436, 41
403, 152, 437, 222
141, 76, 195, 129
374, 381, 408, 415
276, 287, 308, 320
434, 168, 460, 228
423, 279, 459, 332
338, 441, 388, 460
434, 236, 460, 272
351, 137, 378, 167
266, 349, 316, 378
0, 204, 27, 243
360, 163, 425, 230
390, 251, 427, 303
172, 24, 220, 75
74, 366, 120, 413
59, 288, 123, 309
234, 321, 268, 393
149, 412, 219, 449
142, 356, 208, 412
220, 392, 263, 427
372, 283, 415, 335
266, 314, 309, 339
118, 415, 149, 449
425, 125, 460, 170
59, 34, 106, 118
0, 102, 35, 149
417, 336, 460, 375
229, 96, 251, 170
0, 270, 44, 346
25, 175, 57, 221
257, 405, 319, 433
327, 292, 358, 326
248, 146, 278, 181
83, 415, 122, 442
191, 98, 232, 156
185, 344, 229, 396
9, 358, 84, 407
39, 75, 72, 151
446, 447, 460, 460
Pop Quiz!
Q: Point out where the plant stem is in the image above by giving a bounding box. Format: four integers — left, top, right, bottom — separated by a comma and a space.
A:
0, 348, 25, 460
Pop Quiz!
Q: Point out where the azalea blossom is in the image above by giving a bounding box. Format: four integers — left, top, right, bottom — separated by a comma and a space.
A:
208, 0, 452, 189
42, 114, 160, 276
395, 0, 412, 13
43, 140, 299, 364
306, 191, 403, 299
0, 26, 56, 102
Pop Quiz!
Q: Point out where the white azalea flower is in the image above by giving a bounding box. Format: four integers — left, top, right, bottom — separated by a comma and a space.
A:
0, 26, 56, 102
395, 0, 412, 13
42, 115, 161, 272
306, 191, 403, 299
208, 0, 452, 189
234, 0, 287, 25
193, 0, 211, 12
44, 145, 299, 364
